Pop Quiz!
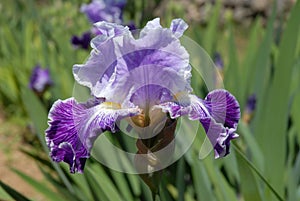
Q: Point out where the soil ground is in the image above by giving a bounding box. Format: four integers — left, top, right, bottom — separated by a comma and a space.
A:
0, 112, 46, 201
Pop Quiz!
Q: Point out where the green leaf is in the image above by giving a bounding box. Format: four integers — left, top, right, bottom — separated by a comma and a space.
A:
21, 87, 75, 193
85, 169, 110, 201
248, 6, 275, 108
191, 158, 216, 201
238, 122, 264, 171
233, 144, 284, 201
13, 169, 65, 201
0, 180, 30, 201
175, 158, 185, 201
236, 149, 264, 201
224, 23, 240, 99
240, 18, 262, 106
254, 1, 300, 199
110, 171, 135, 201
203, 0, 222, 55
87, 164, 124, 201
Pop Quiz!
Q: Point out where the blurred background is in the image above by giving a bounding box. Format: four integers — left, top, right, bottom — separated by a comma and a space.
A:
0, 0, 299, 201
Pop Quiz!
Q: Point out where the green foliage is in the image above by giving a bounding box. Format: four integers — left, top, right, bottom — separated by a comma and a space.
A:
0, 0, 300, 201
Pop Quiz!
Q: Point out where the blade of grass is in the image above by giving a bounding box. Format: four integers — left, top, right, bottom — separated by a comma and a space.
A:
175, 157, 185, 201
238, 122, 264, 171
191, 158, 216, 201
0, 180, 31, 201
12, 169, 65, 201
88, 164, 124, 201
240, 18, 262, 106
224, 23, 240, 99
85, 168, 111, 201
254, 1, 300, 199
110, 170, 135, 201
21, 88, 74, 193
236, 148, 264, 201
247, 6, 276, 121
203, 0, 222, 55
233, 143, 284, 201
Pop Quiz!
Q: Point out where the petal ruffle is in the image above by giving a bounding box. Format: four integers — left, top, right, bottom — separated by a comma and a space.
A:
170, 18, 188, 38
200, 117, 239, 158
73, 19, 191, 103
46, 98, 140, 173
46, 98, 89, 173
73, 22, 131, 93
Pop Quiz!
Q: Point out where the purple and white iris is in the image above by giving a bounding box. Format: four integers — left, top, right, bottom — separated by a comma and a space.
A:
46, 18, 240, 173
80, 0, 126, 24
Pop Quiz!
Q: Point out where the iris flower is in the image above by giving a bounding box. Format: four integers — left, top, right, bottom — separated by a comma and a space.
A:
71, 32, 92, 50
80, 0, 126, 24
46, 18, 240, 173
29, 65, 52, 94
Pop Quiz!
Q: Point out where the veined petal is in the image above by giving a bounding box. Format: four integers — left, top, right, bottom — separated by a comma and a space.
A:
92, 21, 130, 48
170, 18, 188, 38
200, 117, 239, 158
46, 98, 89, 173
73, 20, 191, 103
46, 97, 140, 173
203, 89, 240, 129
73, 22, 131, 94
156, 91, 239, 158
156, 94, 209, 119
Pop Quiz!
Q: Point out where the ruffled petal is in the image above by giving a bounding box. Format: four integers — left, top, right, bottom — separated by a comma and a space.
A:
156, 94, 209, 119
46, 98, 89, 173
203, 89, 240, 129
96, 29, 191, 103
200, 117, 239, 158
45, 97, 140, 173
139, 18, 162, 38
156, 91, 239, 158
73, 23, 131, 94
170, 18, 188, 38
91, 21, 130, 48
73, 20, 191, 103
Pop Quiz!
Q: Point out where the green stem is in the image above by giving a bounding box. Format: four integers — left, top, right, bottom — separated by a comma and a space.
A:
233, 143, 284, 201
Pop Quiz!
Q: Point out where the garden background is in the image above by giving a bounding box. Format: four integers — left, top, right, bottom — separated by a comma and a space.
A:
0, 0, 300, 201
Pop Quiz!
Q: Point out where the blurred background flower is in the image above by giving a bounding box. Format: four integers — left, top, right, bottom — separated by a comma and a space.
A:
71, 31, 92, 50
80, 0, 126, 24
29, 65, 53, 95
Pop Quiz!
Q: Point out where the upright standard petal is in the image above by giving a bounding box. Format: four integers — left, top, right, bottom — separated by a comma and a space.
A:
46, 98, 140, 173
73, 22, 131, 94
73, 20, 191, 103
